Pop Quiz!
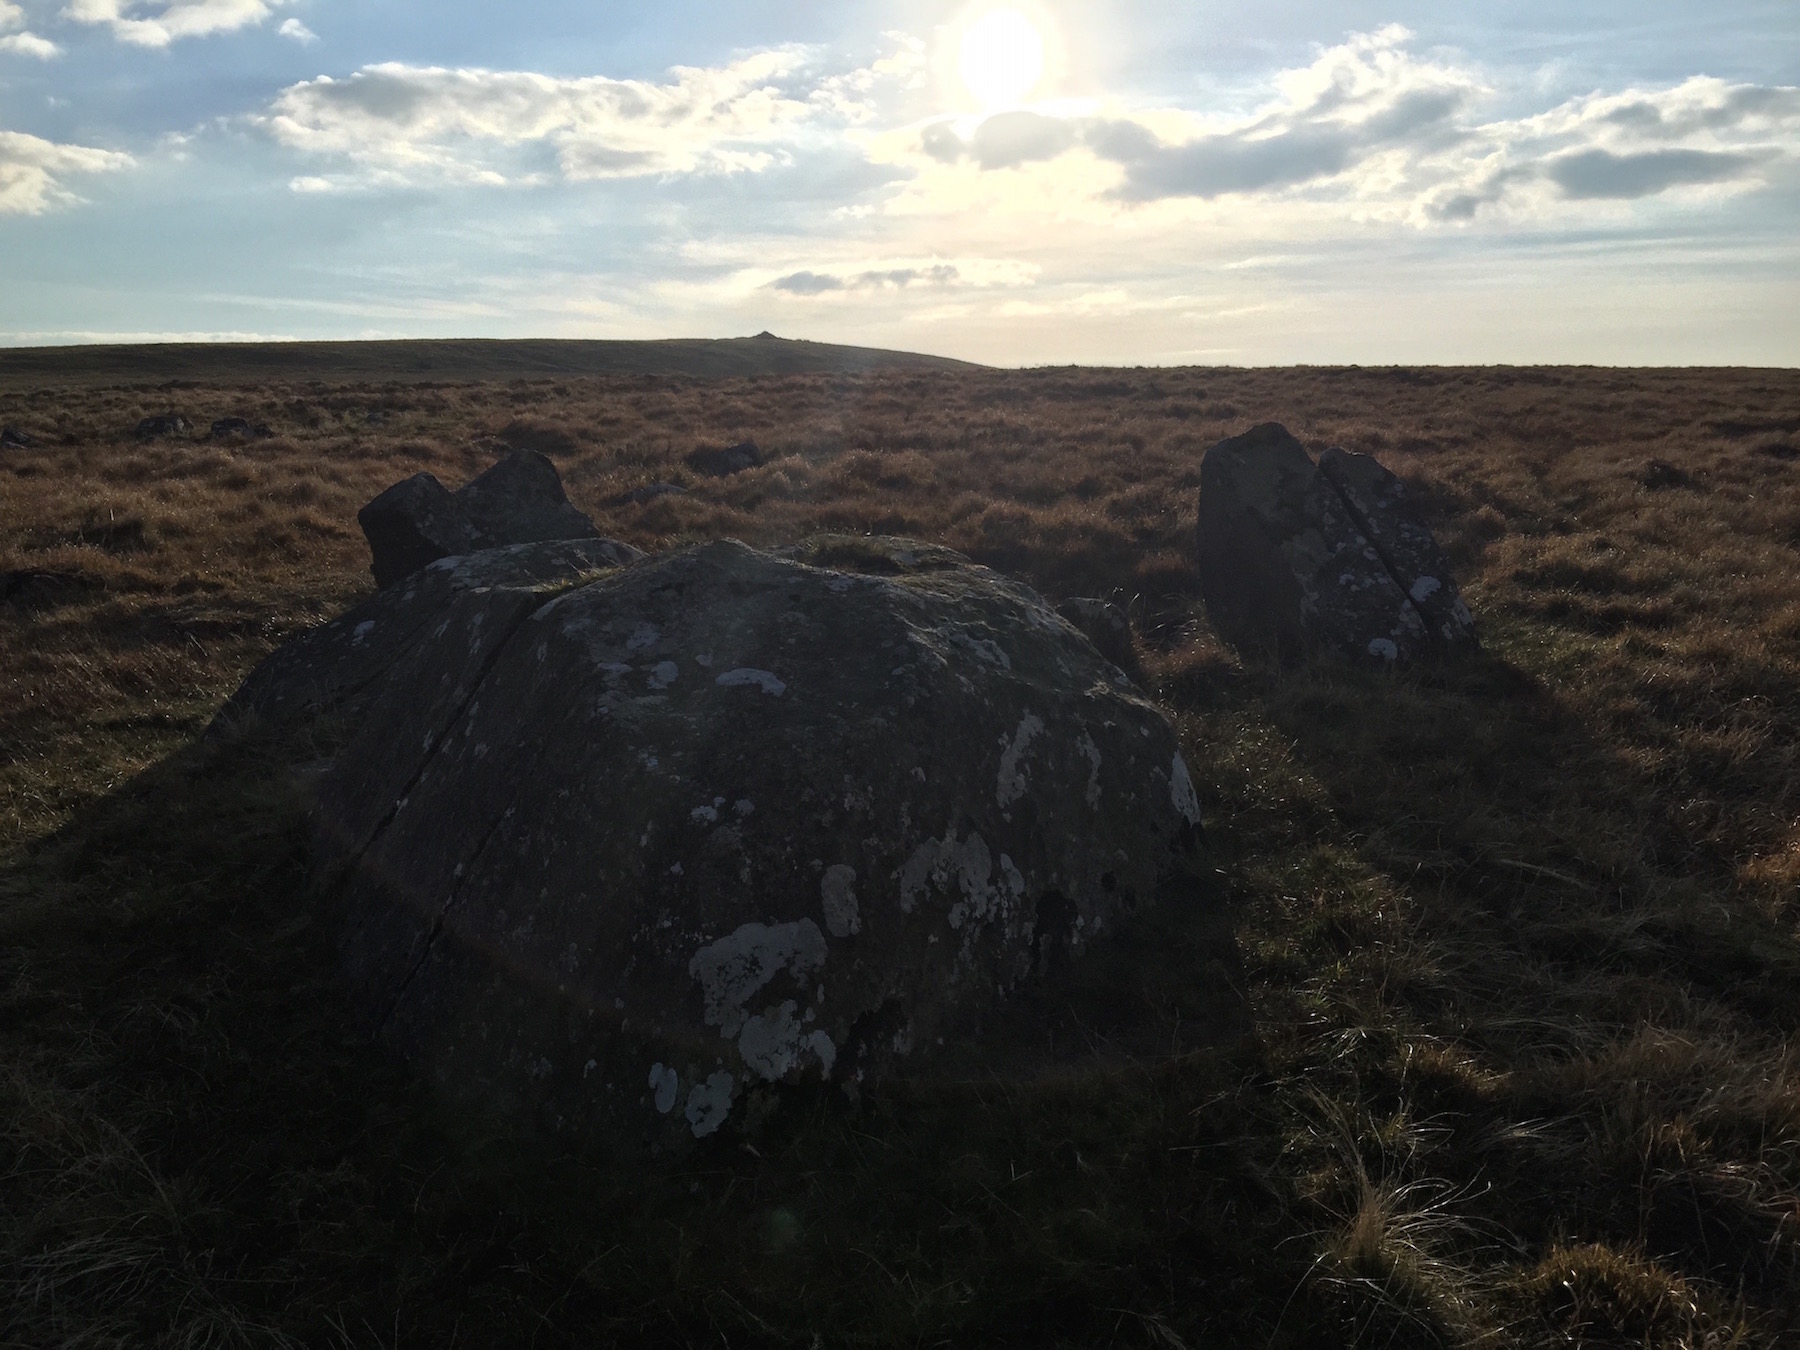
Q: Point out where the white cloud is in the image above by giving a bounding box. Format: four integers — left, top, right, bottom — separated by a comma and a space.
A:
275, 15, 312, 43
0, 128, 132, 212
63, 0, 285, 48
0, 0, 59, 55
0, 31, 58, 55
263, 51, 830, 187
874, 27, 1799, 228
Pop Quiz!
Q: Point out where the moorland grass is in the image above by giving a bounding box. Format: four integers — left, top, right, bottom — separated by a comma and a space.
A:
3, 362, 1800, 1346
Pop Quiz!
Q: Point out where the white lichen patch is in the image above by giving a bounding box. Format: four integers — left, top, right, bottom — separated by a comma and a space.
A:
1169, 752, 1201, 827
352, 620, 375, 644
1367, 637, 1399, 661
688, 919, 827, 1037
737, 1000, 837, 1081
649, 1062, 679, 1113
1078, 732, 1103, 809
648, 660, 679, 689
626, 624, 660, 651
1410, 576, 1442, 603
685, 1070, 734, 1137
996, 713, 1045, 809
715, 668, 787, 696
899, 829, 1023, 930
820, 864, 860, 937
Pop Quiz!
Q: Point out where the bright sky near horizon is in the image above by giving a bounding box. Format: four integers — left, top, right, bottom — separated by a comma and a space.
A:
0, 2, 1795, 366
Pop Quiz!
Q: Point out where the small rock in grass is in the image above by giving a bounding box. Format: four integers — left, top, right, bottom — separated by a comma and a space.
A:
134, 414, 188, 440
1640, 459, 1696, 490
684, 439, 763, 477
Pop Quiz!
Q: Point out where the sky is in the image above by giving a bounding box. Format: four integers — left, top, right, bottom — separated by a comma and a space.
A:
0, 1, 1796, 366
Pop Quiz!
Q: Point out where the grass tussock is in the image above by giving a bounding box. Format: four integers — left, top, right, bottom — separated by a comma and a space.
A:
4, 362, 1800, 1346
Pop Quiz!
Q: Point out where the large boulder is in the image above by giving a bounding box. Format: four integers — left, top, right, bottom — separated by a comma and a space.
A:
1195, 424, 1475, 663
266, 535, 1205, 1152
357, 449, 602, 588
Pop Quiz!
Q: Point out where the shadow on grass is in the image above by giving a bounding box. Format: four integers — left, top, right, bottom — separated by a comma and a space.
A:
1, 725, 1306, 1349
1164, 629, 1800, 1343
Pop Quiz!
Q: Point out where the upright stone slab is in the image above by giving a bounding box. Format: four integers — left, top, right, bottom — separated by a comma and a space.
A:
1196, 423, 1428, 662
294, 535, 1206, 1152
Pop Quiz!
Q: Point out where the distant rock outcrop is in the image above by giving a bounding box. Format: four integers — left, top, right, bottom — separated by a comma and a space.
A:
1195, 423, 1475, 663
357, 449, 603, 588
0, 426, 32, 449
684, 439, 763, 478
231, 533, 1209, 1153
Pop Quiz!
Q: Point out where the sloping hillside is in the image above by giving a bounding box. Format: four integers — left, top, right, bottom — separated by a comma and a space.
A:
0, 334, 978, 390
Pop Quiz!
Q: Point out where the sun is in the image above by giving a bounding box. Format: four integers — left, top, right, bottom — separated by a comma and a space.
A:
958, 7, 1046, 110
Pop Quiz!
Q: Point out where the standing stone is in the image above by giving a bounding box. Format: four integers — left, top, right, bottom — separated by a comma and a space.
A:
357, 449, 602, 589
262, 535, 1207, 1152
1197, 424, 1425, 662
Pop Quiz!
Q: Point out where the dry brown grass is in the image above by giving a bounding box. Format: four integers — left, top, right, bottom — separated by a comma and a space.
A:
5, 361, 1800, 1346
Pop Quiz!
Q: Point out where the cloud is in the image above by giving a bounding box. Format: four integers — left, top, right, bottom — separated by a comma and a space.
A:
63, 0, 286, 47
275, 15, 313, 43
0, 128, 132, 212
1544, 147, 1766, 199
262, 51, 830, 187
0, 0, 59, 55
767, 256, 1037, 295
0, 31, 58, 55
889, 30, 1798, 228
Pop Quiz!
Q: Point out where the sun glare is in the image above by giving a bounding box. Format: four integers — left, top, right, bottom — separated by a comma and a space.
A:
958, 7, 1045, 110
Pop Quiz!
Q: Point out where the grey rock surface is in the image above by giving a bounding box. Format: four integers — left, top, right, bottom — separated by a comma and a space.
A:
215, 538, 644, 735
0, 425, 32, 449
357, 449, 602, 588
1196, 423, 1474, 663
284, 534, 1205, 1152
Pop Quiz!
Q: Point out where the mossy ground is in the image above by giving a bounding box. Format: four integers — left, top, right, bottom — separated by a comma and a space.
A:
4, 362, 1800, 1346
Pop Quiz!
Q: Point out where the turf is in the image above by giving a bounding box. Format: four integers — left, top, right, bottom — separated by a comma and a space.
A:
4, 358, 1800, 1346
